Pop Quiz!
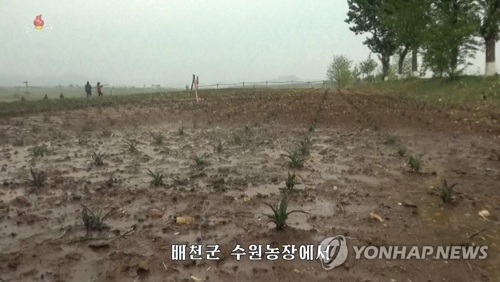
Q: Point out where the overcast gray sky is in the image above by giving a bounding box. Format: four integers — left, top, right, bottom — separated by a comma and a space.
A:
0, 0, 496, 87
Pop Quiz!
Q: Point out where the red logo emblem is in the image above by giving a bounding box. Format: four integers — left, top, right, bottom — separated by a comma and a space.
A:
34, 15, 44, 30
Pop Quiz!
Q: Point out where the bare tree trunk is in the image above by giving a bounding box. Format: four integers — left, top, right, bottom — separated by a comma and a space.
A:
449, 45, 459, 80
398, 44, 410, 78
411, 47, 418, 77
381, 55, 390, 81
485, 36, 497, 76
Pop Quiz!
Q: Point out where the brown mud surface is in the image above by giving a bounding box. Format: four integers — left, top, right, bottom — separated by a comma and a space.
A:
0, 88, 499, 282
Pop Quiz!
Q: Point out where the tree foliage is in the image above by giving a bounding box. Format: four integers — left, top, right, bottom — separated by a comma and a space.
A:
344, 0, 494, 80
380, 0, 431, 75
380, 0, 430, 47
359, 54, 378, 79
389, 53, 412, 79
478, 0, 500, 39
345, 0, 398, 80
326, 55, 357, 89
420, 0, 481, 78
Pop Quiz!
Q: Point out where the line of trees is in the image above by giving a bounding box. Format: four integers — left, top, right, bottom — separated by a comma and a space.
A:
326, 52, 413, 88
343, 0, 500, 80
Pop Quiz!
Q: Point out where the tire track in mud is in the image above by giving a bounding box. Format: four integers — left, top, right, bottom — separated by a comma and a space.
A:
337, 89, 438, 133
310, 89, 329, 127
294, 87, 371, 132
344, 90, 384, 131
340, 88, 500, 135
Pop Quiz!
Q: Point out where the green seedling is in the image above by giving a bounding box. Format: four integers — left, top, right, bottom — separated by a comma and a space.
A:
193, 153, 208, 166
30, 167, 46, 188
81, 205, 114, 235
151, 132, 165, 145
178, 127, 185, 136
296, 136, 312, 155
264, 195, 308, 230
92, 151, 105, 166
147, 168, 165, 187
385, 135, 397, 145
78, 137, 87, 145
214, 140, 225, 153
308, 122, 316, 132
101, 129, 112, 137
124, 139, 139, 153
234, 135, 242, 145
408, 155, 422, 173
440, 180, 457, 204
284, 171, 303, 191
285, 150, 304, 168
32, 143, 48, 157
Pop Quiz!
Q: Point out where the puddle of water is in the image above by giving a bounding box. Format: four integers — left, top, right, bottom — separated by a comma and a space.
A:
0, 188, 25, 203
419, 203, 500, 279
301, 199, 338, 217
320, 171, 340, 181
104, 217, 139, 231
172, 230, 200, 245
287, 212, 313, 231
0, 188, 64, 204
344, 174, 382, 186
419, 204, 463, 231
60, 245, 105, 282
0, 223, 46, 252
227, 183, 281, 198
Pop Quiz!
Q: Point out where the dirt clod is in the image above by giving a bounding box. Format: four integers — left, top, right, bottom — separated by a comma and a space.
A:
138, 260, 149, 272
148, 209, 163, 218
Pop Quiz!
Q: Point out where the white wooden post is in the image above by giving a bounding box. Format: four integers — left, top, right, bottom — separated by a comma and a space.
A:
194, 76, 199, 103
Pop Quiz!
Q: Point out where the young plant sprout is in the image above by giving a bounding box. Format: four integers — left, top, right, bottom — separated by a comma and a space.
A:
30, 167, 46, 188
285, 150, 304, 168
408, 155, 422, 172
440, 179, 457, 204
92, 151, 105, 166
146, 168, 165, 187
264, 195, 308, 230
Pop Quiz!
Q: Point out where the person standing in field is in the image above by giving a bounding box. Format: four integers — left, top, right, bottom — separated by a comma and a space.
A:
85, 81, 92, 97
97, 82, 103, 96
96, 82, 108, 96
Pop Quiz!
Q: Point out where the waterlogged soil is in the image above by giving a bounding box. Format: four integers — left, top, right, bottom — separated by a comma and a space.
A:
0, 88, 499, 282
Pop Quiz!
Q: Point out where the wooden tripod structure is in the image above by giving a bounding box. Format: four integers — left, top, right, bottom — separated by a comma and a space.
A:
190, 75, 199, 103
22, 81, 29, 94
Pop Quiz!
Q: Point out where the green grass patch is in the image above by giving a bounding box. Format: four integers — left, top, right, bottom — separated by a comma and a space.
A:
353, 76, 500, 108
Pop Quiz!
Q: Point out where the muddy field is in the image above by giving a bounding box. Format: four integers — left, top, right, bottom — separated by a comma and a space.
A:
0, 88, 499, 282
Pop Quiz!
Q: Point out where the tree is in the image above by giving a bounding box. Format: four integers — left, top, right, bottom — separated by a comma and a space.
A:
345, 0, 399, 80
359, 54, 378, 80
352, 63, 362, 81
326, 55, 355, 89
478, 0, 500, 76
380, 0, 431, 77
389, 52, 412, 79
421, 0, 481, 79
